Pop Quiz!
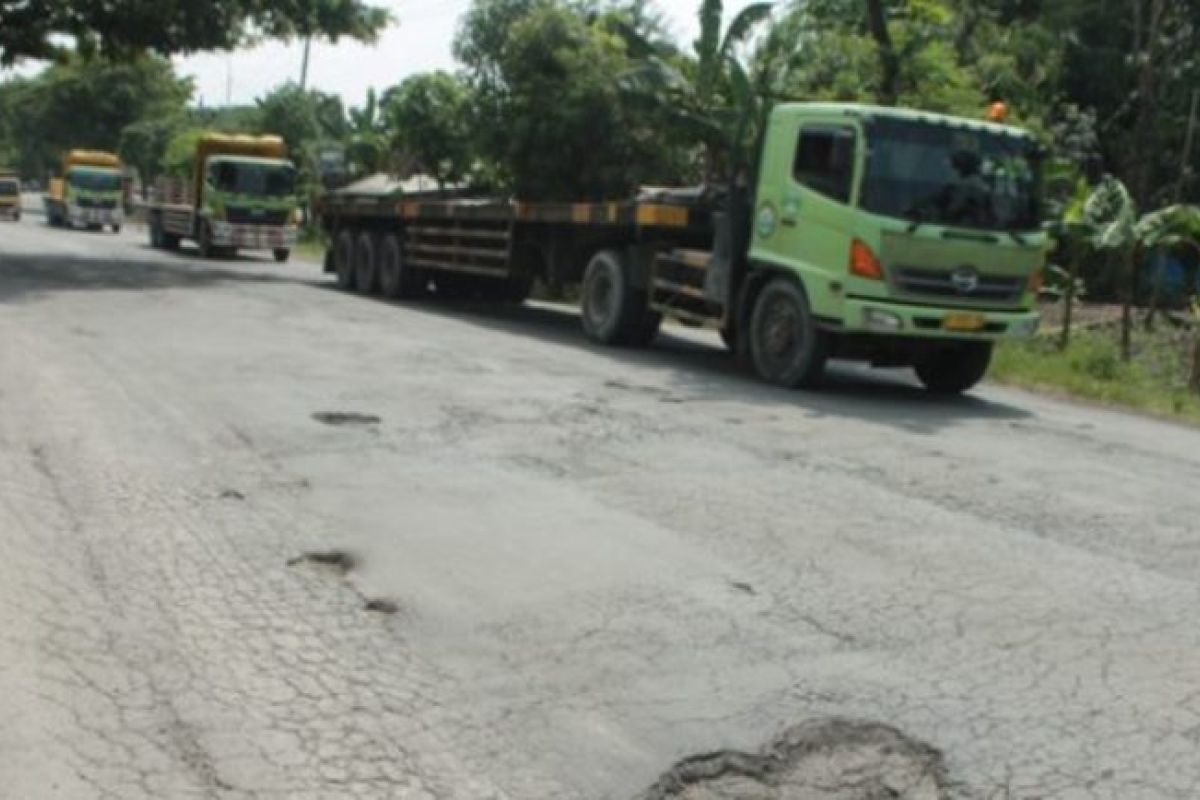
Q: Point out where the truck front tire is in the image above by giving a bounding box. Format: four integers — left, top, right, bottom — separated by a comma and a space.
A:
273, 248, 290, 263
914, 342, 993, 395
749, 277, 828, 389
334, 230, 356, 291
581, 249, 657, 347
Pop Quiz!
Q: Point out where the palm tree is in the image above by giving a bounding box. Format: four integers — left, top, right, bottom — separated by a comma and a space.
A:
626, 0, 774, 180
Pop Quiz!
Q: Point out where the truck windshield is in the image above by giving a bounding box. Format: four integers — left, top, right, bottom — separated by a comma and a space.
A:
0, 180, 17, 196
861, 118, 1042, 232
68, 169, 122, 192
210, 162, 296, 198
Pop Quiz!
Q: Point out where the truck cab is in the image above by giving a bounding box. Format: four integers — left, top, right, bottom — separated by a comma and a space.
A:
45, 151, 125, 232
148, 134, 299, 262
737, 103, 1046, 392
0, 171, 19, 220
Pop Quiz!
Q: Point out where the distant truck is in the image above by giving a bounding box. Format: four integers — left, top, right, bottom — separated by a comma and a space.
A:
317, 103, 1046, 394
146, 133, 299, 262
44, 151, 124, 232
0, 169, 19, 221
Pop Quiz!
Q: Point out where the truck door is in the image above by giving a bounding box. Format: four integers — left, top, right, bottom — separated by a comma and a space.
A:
754, 117, 861, 321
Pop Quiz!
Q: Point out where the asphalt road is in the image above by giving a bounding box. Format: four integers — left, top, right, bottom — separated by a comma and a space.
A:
2, 199, 1200, 800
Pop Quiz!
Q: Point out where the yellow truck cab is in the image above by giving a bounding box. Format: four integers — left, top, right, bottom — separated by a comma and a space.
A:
0, 169, 20, 221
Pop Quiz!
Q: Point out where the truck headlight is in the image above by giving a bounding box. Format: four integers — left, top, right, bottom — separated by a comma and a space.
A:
864, 308, 904, 332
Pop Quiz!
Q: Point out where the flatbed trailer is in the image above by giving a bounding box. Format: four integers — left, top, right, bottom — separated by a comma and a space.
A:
319, 187, 719, 341
318, 102, 1048, 394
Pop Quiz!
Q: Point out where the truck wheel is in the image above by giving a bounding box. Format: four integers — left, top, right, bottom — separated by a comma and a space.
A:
914, 342, 993, 395
273, 248, 291, 263
581, 249, 655, 346
112, 224, 121, 234
163, 232, 181, 251
334, 229, 356, 291
198, 223, 215, 259
749, 277, 828, 389
379, 234, 421, 298
354, 232, 380, 295
149, 218, 163, 248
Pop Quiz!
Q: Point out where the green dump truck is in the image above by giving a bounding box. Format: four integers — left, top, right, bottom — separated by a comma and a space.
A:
317, 103, 1046, 394
44, 151, 125, 232
146, 133, 299, 262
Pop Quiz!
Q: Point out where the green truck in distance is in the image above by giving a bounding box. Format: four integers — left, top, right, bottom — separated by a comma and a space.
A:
318, 103, 1046, 394
44, 150, 125, 232
146, 134, 299, 262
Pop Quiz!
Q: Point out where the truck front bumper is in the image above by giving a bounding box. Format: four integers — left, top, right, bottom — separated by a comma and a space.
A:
68, 206, 123, 227
840, 297, 1041, 341
209, 223, 297, 251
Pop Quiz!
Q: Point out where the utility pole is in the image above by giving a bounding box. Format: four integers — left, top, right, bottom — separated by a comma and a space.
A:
300, 37, 312, 90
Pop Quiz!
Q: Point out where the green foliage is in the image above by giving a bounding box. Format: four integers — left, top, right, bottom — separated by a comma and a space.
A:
161, 128, 208, 176
455, 0, 686, 200
381, 72, 473, 186
993, 326, 1200, 422
0, 0, 391, 66
0, 54, 192, 178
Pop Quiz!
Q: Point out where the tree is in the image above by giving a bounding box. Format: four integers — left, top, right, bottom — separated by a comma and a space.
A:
381, 73, 473, 187
0, 0, 390, 65
455, 0, 683, 200
346, 89, 388, 177
120, 116, 187, 190
0, 54, 192, 178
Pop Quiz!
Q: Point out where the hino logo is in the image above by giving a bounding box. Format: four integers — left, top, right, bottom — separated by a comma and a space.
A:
950, 267, 981, 294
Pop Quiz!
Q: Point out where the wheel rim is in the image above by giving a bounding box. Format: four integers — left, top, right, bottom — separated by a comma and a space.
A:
756, 290, 804, 374
586, 269, 615, 328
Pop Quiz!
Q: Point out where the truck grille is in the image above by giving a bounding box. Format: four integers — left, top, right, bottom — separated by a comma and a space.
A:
893, 267, 1025, 305
226, 206, 289, 226
77, 198, 118, 210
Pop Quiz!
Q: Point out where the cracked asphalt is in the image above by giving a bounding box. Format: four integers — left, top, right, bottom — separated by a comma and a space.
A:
2, 200, 1199, 799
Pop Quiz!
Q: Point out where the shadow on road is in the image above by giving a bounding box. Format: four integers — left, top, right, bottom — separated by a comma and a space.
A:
320, 285, 1034, 435
0, 248, 315, 304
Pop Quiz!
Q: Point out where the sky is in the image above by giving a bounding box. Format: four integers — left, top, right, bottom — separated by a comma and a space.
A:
175, 0, 758, 109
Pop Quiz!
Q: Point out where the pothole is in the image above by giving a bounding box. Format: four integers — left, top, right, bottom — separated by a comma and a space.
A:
363, 598, 400, 615
641, 718, 947, 800
287, 550, 357, 576
312, 412, 382, 428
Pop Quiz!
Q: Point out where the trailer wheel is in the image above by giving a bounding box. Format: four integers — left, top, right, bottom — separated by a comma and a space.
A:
334, 229, 357, 291
354, 232, 380, 295
749, 277, 828, 388
914, 342, 993, 395
581, 249, 655, 346
379, 234, 421, 298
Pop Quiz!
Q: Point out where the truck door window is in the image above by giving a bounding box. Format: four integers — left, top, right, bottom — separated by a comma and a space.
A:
793, 125, 857, 204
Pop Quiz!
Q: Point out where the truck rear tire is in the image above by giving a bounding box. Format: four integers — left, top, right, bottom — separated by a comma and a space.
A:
334, 230, 356, 291
354, 232, 380, 295
914, 342, 993, 395
149, 217, 163, 248
581, 249, 657, 347
748, 277, 828, 389
379, 234, 421, 298
273, 248, 290, 263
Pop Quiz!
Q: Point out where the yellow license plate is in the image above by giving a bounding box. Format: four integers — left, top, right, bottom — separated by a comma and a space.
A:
943, 313, 987, 332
